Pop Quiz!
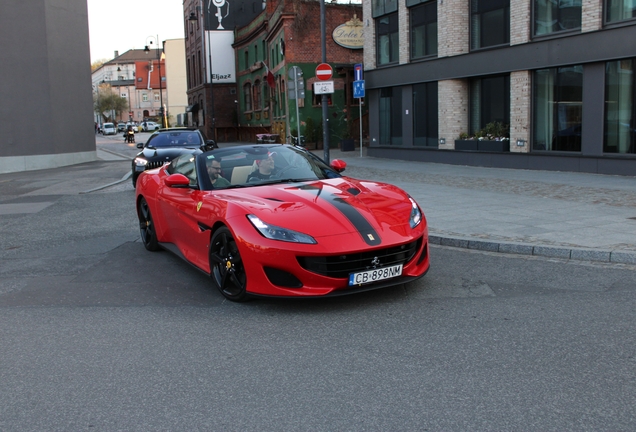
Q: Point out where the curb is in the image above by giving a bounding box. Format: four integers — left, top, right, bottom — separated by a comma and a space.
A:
80, 171, 132, 194
429, 235, 636, 265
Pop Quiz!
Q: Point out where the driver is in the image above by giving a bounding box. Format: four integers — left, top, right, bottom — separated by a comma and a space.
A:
207, 156, 231, 188
247, 151, 278, 182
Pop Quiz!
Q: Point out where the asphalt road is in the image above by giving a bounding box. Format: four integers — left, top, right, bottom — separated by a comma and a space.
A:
1, 147, 635, 430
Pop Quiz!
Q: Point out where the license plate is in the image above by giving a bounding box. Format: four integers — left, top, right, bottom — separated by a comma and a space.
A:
348, 264, 403, 286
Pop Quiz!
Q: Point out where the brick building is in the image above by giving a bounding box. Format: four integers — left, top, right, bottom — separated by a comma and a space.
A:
234, 0, 365, 145
364, 0, 636, 175
183, 0, 264, 142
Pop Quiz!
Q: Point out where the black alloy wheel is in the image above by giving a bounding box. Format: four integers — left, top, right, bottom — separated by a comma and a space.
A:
138, 197, 159, 251
209, 227, 248, 301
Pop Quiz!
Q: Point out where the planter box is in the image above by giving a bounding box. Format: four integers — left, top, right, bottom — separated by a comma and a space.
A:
455, 140, 510, 152
455, 140, 478, 151
340, 138, 355, 152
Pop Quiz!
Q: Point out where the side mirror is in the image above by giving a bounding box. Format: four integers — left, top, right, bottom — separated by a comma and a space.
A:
206, 139, 217, 149
330, 159, 347, 173
136, 142, 144, 149
164, 173, 191, 188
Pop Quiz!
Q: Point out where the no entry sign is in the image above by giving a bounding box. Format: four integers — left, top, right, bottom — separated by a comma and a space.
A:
315, 63, 333, 81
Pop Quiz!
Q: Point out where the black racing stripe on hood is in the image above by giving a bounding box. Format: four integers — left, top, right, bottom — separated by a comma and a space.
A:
297, 184, 381, 246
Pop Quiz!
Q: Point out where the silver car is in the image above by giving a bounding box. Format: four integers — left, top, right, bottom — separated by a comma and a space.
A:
102, 122, 116, 135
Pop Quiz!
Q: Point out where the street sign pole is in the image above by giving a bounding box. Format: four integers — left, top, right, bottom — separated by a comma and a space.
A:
353, 76, 365, 157
294, 66, 301, 146
359, 99, 363, 157
320, 0, 329, 163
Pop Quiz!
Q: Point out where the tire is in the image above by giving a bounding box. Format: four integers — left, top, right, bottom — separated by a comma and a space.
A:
209, 227, 249, 301
138, 197, 159, 251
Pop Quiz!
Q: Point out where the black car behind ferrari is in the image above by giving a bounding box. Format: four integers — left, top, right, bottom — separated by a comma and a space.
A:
131, 128, 216, 186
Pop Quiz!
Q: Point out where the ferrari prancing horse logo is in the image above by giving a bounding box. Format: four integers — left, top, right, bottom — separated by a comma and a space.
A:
196, 202, 203, 212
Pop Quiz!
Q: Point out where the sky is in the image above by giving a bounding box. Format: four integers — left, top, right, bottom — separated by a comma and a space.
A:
87, 0, 186, 63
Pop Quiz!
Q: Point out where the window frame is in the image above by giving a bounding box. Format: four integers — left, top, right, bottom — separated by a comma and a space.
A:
532, 0, 582, 38
376, 12, 400, 66
470, 0, 510, 50
409, 1, 438, 60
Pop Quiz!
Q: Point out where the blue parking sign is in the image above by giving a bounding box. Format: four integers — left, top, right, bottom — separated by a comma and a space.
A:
353, 80, 365, 98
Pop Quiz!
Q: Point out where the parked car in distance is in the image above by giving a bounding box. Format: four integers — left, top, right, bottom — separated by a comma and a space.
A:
131, 127, 217, 186
102, 123, 116, 135
142, 121, 160, 132
117, 123, 127, 133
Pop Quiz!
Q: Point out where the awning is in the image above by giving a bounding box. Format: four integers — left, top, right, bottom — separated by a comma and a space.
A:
186, 103, 199, 113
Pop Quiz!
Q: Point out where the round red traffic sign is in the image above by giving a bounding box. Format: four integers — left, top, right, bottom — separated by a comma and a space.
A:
315, 63, 333, 81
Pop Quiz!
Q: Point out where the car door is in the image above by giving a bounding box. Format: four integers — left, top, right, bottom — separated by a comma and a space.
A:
157, 154, 210, 271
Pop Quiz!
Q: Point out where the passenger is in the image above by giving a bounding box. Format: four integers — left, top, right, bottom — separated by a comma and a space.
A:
207, 156, 231, 188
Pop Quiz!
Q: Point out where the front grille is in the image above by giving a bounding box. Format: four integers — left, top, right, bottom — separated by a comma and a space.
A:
297, 237, 423, 279
146, 160, 166, 170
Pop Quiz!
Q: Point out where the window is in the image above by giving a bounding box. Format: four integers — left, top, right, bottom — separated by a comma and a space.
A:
533, 66, 583, 151
534, 0, 581, 36
372, 0, 398, 17
413, 82, 438, 146
606, 0, 636, 23
471, 0, 509, 50
197, 50, 202, 85
254, 80, 262, 110
142, 93, 148, 102
167, 153, 198, 186
243, 82, 252, 112
313, 94, 333, 106
121, 93, 127, 98
604, 59, 635, 154
376, 13, 399, 66
379, 87, 403, 145
244, 50, 249, 70
470, 75, 510, 135
410, 1, 437, 59
154, 93, 160, 102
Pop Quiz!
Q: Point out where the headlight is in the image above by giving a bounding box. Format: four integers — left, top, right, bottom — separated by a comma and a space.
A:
247, 215, 317, 244
409, 198, 422, 228
134, 158, 148, 166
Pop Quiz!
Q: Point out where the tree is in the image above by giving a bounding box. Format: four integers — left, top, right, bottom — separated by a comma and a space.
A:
93, 83, 128, 123
91, 59, 109, 72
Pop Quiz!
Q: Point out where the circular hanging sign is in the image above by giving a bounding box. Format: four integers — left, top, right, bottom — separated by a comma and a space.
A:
315, 63, 333, 81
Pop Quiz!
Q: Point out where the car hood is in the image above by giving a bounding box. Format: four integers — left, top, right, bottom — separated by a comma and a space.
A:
137, 147, 199, 161
215, 177, 421, 245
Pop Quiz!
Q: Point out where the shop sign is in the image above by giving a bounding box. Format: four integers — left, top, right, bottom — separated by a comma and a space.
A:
332, 14, 364, 50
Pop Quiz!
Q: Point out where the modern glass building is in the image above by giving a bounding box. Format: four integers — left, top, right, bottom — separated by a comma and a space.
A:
363, 0, 636, 175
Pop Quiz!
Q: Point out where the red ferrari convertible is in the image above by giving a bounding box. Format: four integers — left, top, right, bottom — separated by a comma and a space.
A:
135, 144, 429, 301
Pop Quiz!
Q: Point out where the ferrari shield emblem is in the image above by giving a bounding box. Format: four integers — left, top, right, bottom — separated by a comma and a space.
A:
367, 234, 375, 241
196, 202, 203, 212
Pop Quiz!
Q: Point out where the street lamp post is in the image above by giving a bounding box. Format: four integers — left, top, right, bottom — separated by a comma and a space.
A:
145, 36, 166, 128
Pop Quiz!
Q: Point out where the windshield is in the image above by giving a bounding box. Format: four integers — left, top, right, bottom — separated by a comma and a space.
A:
198, 145, 341, 190
146, 131, 202, 148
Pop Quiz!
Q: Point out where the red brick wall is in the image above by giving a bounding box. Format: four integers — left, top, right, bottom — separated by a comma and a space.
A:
284, 2, 363, 65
